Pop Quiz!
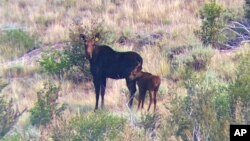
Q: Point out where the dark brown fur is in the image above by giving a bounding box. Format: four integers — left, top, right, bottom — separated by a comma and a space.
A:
80, 34, 143, 110
130, 71, 161, 112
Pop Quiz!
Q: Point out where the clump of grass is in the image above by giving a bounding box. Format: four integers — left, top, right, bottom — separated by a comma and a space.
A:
140, 46, 170, 77
51, 112, 126, 141
30, 82, 66, 127
168, 45, 214, 82
0, 64, 40, 78
0, 29, 37, 61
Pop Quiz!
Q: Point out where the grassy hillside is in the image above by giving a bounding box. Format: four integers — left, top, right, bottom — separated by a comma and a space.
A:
0, 0, 249, 140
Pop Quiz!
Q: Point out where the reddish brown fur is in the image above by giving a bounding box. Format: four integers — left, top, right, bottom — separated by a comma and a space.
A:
131, 71, 161, 112
86, 39, 95, 59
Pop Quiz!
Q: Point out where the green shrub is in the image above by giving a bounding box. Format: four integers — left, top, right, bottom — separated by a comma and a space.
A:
2, 132, 23, 141
40, 51, 71, 75
52, 112, 126, 141
0, 29, 37, 60
229, 52, 250, 123
188, 46, 214, 71
195, 0, 224, 46
245, 0, 250, 21
64, 41, 91, 80
71, 112, 126, 141
168, 71, 230, 141
39, 24, 91, 81
169, 45, 214, 81
30, 82, 66, 126
230, 52, 250, 103
139, 112, 160, 139
214, 93, 231, 120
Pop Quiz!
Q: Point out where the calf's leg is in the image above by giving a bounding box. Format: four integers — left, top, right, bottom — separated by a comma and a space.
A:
137, 87, 145, 110
141, 89, 147, 109
148, 91, 153, 111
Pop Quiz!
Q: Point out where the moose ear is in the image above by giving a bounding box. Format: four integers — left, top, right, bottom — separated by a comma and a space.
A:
79, 34, 87, 42
94, 33, 101, 41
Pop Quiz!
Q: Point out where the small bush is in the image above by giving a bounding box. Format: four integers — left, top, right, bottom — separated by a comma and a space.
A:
188, 46, 214, 71
52, 112, 126, 141
40, 51, 71, 75
30, 82, 66, 126
63, 40, 91, 80
229, 52, 250, 123
169, 45, 214, 81
195, 0, 224, 46
139, 112, 160, 140
230, 52, 250, 103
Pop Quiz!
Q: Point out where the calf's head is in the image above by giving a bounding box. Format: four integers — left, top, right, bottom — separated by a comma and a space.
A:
129, 63, 143, 80
80, 34, 95, 59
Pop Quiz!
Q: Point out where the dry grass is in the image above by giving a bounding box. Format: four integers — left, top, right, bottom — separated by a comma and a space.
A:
2, 0, 243, 46
0, 0, 246, 140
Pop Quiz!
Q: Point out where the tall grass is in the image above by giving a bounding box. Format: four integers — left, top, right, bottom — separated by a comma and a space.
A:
0, 29, 36, 62
0, 0, 247, 140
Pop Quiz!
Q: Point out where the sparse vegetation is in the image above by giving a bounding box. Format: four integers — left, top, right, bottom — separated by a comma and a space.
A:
0, 83, 25, 139
1, 0, 249, 140
168, 70, 230, 141
30, 82, 66, 127
52, 112, 126, 141
40, 51, 71, 75
0, 29, 37, 61
229, 51, 250, 123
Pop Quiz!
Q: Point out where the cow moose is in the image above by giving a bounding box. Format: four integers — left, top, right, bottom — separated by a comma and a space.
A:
129, 71, 161, 112
80, 34, 143, 111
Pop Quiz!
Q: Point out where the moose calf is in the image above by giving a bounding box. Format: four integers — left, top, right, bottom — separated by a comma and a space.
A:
129, 71, 161, 112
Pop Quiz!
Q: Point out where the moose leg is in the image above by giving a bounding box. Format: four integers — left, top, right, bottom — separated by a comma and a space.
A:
148, 91, 153, 111
93, 77, 101, 111
126, 78, 136, 109
100, 78, 106, 109
153, 90, 157, 112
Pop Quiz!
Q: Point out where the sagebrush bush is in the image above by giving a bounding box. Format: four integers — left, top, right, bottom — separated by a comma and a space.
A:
168, 70, 230, 141
139, 112, 160, 140
189, 46, 214, 71
229, 52, 250, 123
52, 112, 126, 141
64, 40, 91, 81
30, 82, 66, 126
169, 45, 214, 81
40, 51, 71, 75
195, 0, 224, 46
